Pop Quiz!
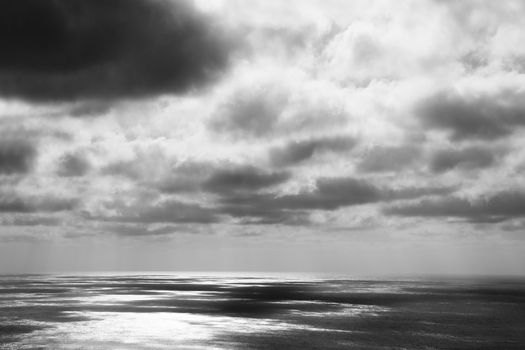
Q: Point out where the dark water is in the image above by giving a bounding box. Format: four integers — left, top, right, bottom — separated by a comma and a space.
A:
1, 274, 525, 349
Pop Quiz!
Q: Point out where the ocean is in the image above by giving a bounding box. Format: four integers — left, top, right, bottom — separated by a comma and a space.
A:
1, 273, 524, 349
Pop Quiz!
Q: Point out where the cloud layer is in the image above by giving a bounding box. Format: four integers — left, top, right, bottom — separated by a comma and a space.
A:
1, 0, 525, 251
386, 191, 525, 223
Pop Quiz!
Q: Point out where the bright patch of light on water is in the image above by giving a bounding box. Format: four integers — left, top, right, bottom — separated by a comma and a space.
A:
15, 311, 321, 350
2, 274, 525, 349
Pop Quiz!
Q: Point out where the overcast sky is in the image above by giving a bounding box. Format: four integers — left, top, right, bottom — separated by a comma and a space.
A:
1, 0, 525, 275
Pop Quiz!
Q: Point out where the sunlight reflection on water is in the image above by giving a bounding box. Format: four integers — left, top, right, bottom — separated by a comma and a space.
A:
1, 274, 525, 349
28, 312, 227, 349
17, 311, 323, 350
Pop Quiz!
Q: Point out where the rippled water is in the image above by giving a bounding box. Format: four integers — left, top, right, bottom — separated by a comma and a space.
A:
1, 274, 524, 349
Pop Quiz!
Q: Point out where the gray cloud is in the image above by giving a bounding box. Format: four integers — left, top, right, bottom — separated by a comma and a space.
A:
203, 166, 290, 194
216, 177, 453, 224
270, 178, 452, 210
0, 192, 77, 213
210, 87, 287, 139
215, 190, 310, 225
156, 162, 214, 194
385, 190, 525, 223
269, 135, 356, 167
274, 177, 383, 210
357, 145, 421, 173
385, 186, 456, 201
105, 160, 290, 198
222, 204, 311, 226
0, 0, 232, 102
416, 91, 525, 141
101, 160, 142, 180
103, 223, 190, 237
1, 215, 62, 226
57, 153, 90, 177
100, 149, 174, 181
68, 102, 113, 118
96, 199, 219, 224
209, 82, 346, 140
0, 139, 36, 175
429, 146, 497, 173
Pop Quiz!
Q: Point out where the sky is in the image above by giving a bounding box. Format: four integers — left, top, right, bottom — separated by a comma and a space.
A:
1, 0, 525, 275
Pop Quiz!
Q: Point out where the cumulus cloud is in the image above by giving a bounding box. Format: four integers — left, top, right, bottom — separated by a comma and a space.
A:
274, 177, 384, 210
153, 163, 290, 195
94, 199, 219, 224
429, 146, 498, 173
216, 177, 453, 224
269, 135, 356, 167
209, 76, 348, 140
100, 147, 175, 182
416, 90, 525, 141
219, 199, 311, 226
0, 0, 232, 102
156, 162, 213, 194
57, 153, 90, 177
0, 192, 77, 213
0, 139, 36, 175
357, 145, 421, 173
210, 83, 288, 138
269, 177, 452, 210
203, 166, 290, 194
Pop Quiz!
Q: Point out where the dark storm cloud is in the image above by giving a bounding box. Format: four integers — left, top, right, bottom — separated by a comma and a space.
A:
429, 146, 497, 173
203, 166, 290, 194
385, 191, 525, 223
97, 199, 219, 224
0, 192, 77, 213
416, 91, 525, 141
269, 135, 356, 167
57, 153, 90, 177
0, 139, 36, 175
357, 145, 421, 173
0, 0, 232, 102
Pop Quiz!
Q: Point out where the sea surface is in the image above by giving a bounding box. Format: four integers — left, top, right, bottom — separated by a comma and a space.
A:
1, 273, 524, 349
